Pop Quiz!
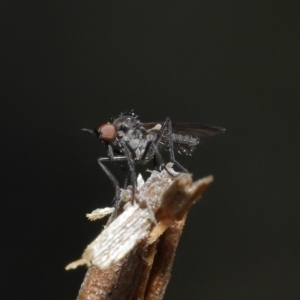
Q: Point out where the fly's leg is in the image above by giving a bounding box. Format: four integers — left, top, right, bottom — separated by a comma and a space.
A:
166, 118, 189, 173
141, 119, 171, 170
97, 144, 129, 210
147, 141, 181, 177
140, 138, 166, 172
97, 158, 121, 204
142, 117, 188, 173
111, 148, 130, 189
120, 141, 137, 203
120, 165, 129, 189
150, 142, 165, 171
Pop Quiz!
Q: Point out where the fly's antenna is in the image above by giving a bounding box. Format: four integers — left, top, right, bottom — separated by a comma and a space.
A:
81, 128, 97, 135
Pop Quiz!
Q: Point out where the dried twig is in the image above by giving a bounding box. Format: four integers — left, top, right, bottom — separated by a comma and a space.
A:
66, 166, 213, 300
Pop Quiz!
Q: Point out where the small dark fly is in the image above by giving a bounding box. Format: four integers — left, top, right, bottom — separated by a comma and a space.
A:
83, 112, 225, 207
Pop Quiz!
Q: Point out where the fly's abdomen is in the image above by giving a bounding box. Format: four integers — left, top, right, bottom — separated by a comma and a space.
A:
172, 133, 200, 155
172, 133, 199, 147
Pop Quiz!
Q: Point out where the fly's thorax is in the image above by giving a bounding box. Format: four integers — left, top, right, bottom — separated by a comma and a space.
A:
113, 115, 139, 131
146, 132, 157, 142
132, 138, 149, 161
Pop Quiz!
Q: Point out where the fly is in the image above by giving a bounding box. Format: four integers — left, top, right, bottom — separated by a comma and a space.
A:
82, 112, 225, 209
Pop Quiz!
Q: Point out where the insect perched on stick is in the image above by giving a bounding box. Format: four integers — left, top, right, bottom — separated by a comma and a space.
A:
82, 112, 225, 207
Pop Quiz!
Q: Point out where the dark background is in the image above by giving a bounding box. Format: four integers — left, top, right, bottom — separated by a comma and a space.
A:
1, 1, 300, 299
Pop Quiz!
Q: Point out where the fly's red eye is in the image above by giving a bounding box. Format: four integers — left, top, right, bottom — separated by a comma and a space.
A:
97, 123, 116, 143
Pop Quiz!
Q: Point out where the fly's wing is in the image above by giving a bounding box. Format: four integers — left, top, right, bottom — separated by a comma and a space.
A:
171, 122, 225, 137
143, 122, 225, 137
142, 121, 225, 155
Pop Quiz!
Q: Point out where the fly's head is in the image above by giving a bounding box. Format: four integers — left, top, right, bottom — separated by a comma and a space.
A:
81, 112, 140, 145
81, 123, 117, 145
96, 123, 117, 144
